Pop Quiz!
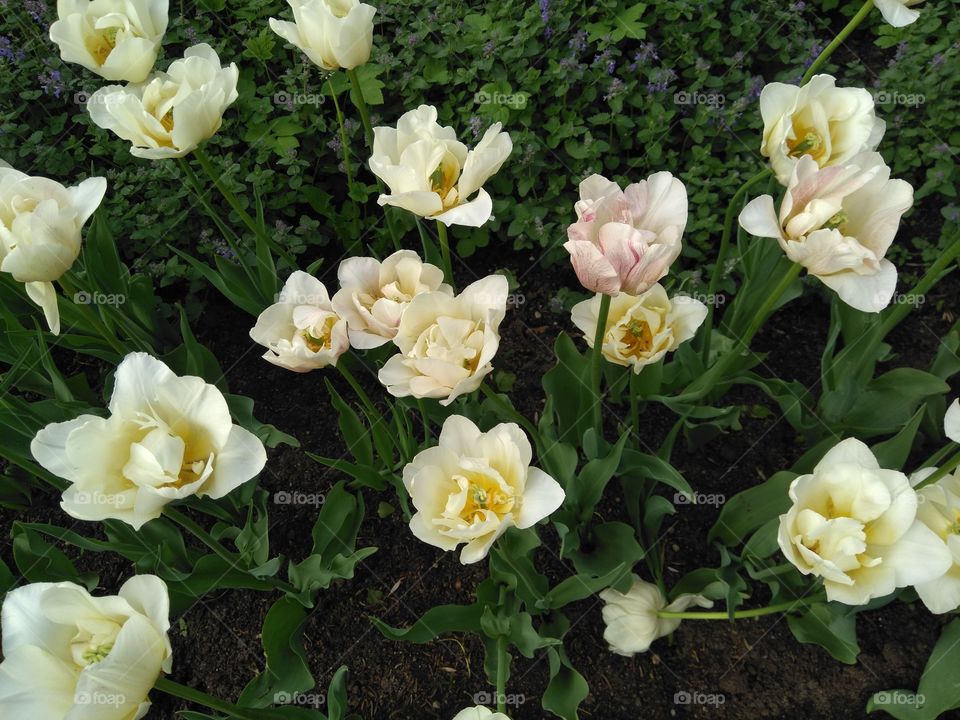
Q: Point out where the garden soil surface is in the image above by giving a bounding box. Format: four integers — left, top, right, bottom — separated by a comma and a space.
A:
4, 243, 956, 720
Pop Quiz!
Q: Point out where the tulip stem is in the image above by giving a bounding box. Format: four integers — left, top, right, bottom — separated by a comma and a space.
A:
701, 167, 772, 364
337, 361, 380, 420
416, 398, 432, 443
154, 678, 286, 720
327, 77, 354, 190
914, 448, 960, 490
658, 598, 813, 620
879, 232, 960, 338
436, 221, 454, 287
495, 585, 509, 714
801, 0, 875, 84
629, 370, 640, 431
346, 67, 401, 251
590, 293, 613, 434
680, 262, 801, 401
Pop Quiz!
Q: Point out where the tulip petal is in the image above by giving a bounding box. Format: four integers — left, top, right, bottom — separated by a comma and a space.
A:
0, 645, 76, 718
738, 195, 782, 239
879, 521, 953, 588
946, 399, 960, 444
515, 468, 565, 529
817, 257, 897, 313
433, 189, 493, 228
24, 281, 61, 335
204, 426, 267, 499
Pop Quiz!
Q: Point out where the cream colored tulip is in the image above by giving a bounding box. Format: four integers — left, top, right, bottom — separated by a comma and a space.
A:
87, 44, 239, 159
378, 274, 508, 404
251, 271, 349, 372
50, 0, 169, 83
570, 284, 706, 373
599, 576, 712, 656
31, 353, 267, 530
0, 575, 172, 719
331, 250, 451, 349
760, 74, 885, 185
403, 415, 564, 564
778, 438, 951, 605
452, 708, 511, 720
874, 0, 923, 26
564, 172, 686, 296
370, 105, 512, 227
946, 399, 960, 443
739, 152, 913, 313
908, 467, 960, 614
0, 163, 107, 334
269, 0, 376, 71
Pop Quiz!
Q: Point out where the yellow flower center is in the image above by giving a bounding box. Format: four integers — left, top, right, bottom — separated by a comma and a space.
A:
622, 319, 653, 356
160, 110, 174, 133
429, 152, 463, 210
88, 27, 119, 65
458, 474, 515, 523
824, 210, 847, 231
81, 643, 114, 665
788, 131, 824, 160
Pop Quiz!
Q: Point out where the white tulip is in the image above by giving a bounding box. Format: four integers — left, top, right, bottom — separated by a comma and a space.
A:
946, 399, 960, 443
739, 152, 913, 313
760, 74, 885, 185
31, 353, 267, 530
0, 575, 172, 719
378, 274, 508, 405
331, 250, 451, 349
269, 0, 376, 71
908, 467, 960, 613
87, 44, 239, 160
369, 105, 512, 227
599, 576, 712, 656
50, 0, 169, 83
0, 164, 107, 334
403, 415, 564, 564
452, 708, 511, 720
570, 284, 706, 373
874, 0, 923, 27
778, 438, 951, 605
251, 271, 349, 372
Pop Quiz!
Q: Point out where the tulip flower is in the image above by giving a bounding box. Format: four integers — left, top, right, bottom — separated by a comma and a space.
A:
599, 576, 712, 656
251, 271, 349, 372
907, 466, 960, 614
564, 172, 686, 295
369, 105, 512, 227
452, 708, 511, 720
760, 74, 885, 185
50, 0, 169, 83
739, 152, 912, 313
378, 274, 508, 404
0, 163, 107, 334
946, 399, 960, 443
331, 250, 451, 349
402, 415, 564, 564
31, 353, 267, 529
87, 44, 239, 160
269, 0, 376, 71
778, 438, 951, 605
0, 575, 172, 719
874, 0, 923, 26
571, 284, 707, 373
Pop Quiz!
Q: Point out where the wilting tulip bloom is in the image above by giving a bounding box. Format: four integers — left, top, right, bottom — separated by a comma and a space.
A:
778, 438, 951, 605
564, 172, 686, 295
599, 576, 712, 656
874, 0, 923, 26
452, 708, 511, 720
0, 575, 172, 719
379, 274, 508, 404
50, 0, 169, 83
251, 271, 349, 372
0, 164, 107, 334
739, 153, 912, 312
760, 74, 885, 185
403, 415, 564, 564
907, 467, 960, 613
269, 0, 376, 71
946, 399, 960, 443
331, 250, 451, 349
369, 105, 512, 227
571, 284, 706, 373
31, 353, 267, 529
87, 44, 239, 159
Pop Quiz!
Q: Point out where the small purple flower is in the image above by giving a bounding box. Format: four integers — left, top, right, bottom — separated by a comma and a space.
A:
606, 60, 616, 75
569, 30, 588, 54
468, 115, 482, 139
483, 40, 495, 58
38, 62, 64, 98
